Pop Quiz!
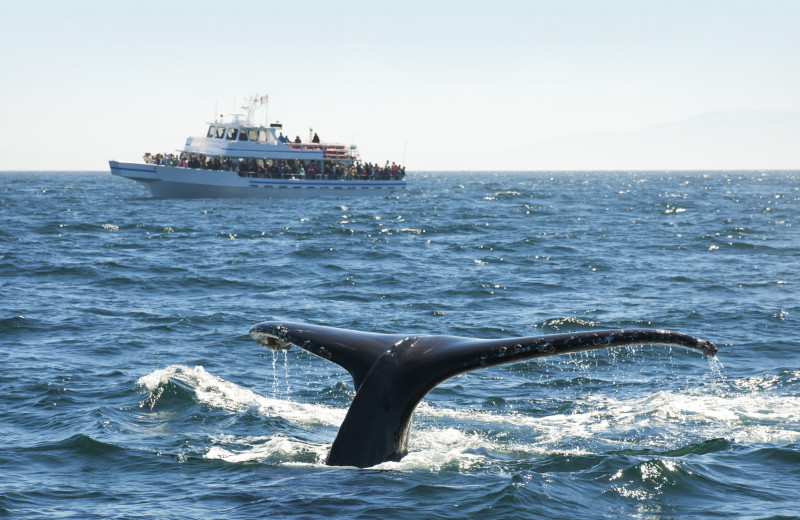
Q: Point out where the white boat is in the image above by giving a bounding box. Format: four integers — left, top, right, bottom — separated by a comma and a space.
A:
109, 97, 406, 198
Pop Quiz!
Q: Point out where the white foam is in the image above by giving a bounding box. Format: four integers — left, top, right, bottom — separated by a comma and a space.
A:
138, 366, 800, 468
415, 380, 800, 452
375, 427, 489, 472
205, 434, 329, 465
137, 365, 345, 427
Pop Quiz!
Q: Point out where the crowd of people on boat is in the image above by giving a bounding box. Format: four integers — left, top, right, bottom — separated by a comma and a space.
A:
142, 153, 405, 181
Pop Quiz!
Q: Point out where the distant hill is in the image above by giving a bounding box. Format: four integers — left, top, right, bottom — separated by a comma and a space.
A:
504, 111, 800, 170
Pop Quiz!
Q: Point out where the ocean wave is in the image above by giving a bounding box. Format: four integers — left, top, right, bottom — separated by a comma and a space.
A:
410, 383, 800, 459
205, 434, 328, 465
0, 315, 41, 333
22, 434, 125, 457
606, 457, 722, 500
137, 365, 345, 427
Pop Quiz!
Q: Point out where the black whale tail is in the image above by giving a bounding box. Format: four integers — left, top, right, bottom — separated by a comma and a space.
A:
250, 321, 717, 468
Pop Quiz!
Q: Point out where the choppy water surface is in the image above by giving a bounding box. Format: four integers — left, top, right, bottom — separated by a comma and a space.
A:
2, 170, 799, 519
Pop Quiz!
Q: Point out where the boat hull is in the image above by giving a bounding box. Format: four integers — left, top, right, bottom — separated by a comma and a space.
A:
109, 161, 406, 198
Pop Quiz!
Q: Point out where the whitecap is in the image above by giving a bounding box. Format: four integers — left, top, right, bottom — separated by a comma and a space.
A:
205, 434, 328, 465
137, 365, 345, 426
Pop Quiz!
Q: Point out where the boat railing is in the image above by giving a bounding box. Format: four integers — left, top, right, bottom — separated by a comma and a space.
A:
287, 143, 357, 160
236, 171, 403, 182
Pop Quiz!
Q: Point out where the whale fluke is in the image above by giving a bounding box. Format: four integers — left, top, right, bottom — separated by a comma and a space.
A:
249, 321, 717, 468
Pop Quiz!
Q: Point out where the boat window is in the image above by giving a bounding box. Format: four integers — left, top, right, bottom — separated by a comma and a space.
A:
248, 129, 258, 141
226, 128, 238, 140
216, 127, 226, 139
239, 130, 248, 141
207, 126, 215, 138
258, 130, 268, 142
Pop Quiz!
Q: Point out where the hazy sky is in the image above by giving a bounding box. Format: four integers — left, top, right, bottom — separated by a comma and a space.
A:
1, 0, 798, 170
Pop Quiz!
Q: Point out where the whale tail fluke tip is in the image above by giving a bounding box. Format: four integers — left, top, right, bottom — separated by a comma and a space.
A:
700, 339, 718, 357
250, 322, 292, 351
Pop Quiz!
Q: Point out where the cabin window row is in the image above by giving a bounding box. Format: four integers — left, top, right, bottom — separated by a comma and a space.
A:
206, 126, 270, 143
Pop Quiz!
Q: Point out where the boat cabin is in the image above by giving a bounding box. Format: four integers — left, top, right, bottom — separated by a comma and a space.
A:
205, 124, 277, 144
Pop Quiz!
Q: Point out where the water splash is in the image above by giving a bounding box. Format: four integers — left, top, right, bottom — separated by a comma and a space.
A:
270, 348, 278, 395
135, 364, 800, 472
205, 434, 328, 465
708, 355, 725, 378
283, 349, 291, 396
137, 365, 345, 426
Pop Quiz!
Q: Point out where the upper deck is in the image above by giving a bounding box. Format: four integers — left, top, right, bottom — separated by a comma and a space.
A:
183, 111, 359, 162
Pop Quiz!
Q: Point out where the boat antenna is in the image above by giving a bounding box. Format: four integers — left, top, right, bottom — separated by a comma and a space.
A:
244, 95, 257, 126
403, 139, 408, 166
261, 94, 269, 127
214, 100, 218, 123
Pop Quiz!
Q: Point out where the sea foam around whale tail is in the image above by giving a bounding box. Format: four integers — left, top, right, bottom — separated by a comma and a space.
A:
135, 365, 800, 470
137, 365, 345, 426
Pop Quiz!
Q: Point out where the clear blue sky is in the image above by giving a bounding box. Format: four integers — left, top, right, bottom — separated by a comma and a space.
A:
1, 0, 798, 170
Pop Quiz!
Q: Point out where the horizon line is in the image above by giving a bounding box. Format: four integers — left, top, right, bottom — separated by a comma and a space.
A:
3, 168, 799, 174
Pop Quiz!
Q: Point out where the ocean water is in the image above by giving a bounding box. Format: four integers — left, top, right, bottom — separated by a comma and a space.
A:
1, 170, 799, 519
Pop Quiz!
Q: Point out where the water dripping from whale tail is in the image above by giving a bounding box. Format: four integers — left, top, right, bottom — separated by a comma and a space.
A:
250, 321, 717, 468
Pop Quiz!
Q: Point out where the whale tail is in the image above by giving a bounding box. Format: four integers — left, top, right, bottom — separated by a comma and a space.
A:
250, 321, 717, 468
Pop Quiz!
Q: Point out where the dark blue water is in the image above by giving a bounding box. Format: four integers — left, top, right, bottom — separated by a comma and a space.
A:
2, 170, 799, 519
